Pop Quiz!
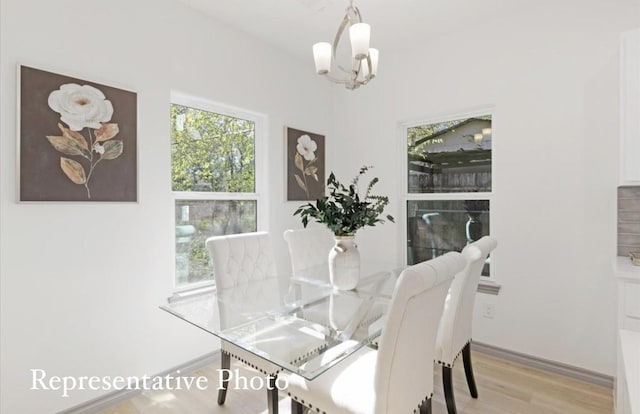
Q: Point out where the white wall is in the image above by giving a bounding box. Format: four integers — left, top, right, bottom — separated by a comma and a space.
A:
0, 0, 332, 412
3, 0, 639, 412
331, 1, 639, 376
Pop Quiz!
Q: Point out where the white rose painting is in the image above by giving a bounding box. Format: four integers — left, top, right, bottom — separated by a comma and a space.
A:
19, 66, 137, 202
286, 127, 325, 201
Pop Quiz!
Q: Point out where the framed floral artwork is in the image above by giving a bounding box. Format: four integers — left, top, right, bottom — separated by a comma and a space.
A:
18, 65, 137, 202
286, 126, 325, 201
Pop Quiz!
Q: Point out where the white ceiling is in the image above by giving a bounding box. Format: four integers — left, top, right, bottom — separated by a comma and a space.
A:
176, 0, 545, 60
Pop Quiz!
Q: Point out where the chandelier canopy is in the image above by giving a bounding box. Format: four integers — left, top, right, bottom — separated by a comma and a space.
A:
312, 1, 378, 90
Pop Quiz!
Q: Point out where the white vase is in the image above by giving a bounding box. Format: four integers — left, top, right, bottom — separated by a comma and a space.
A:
328, 235, 360, 290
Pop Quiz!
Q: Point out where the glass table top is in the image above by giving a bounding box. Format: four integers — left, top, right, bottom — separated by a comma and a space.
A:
160, 266, 399, 380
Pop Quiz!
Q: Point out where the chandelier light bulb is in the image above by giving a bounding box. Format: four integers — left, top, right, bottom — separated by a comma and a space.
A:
473, 133, 484, 144
361, 59, 370, 79
349, 23, 370, 60
482, 128, 492, 135
368, 48, 379, 77
313, 42, 332, 75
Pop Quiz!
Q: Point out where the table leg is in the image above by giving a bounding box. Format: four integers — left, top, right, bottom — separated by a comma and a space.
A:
267, 375, 279, 414
217, 352, 230, 405
291, 398, 305, 414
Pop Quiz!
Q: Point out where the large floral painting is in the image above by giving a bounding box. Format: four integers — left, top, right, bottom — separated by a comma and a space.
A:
19, 65, 137, 201
286, 127, 325, 201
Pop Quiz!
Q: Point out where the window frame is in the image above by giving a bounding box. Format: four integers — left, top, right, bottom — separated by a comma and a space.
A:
170, 91, 267, 292
399, 107, 497, 280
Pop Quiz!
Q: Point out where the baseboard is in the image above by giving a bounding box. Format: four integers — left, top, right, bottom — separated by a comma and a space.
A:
472, 341, 614, 389
57, 350, 220, 414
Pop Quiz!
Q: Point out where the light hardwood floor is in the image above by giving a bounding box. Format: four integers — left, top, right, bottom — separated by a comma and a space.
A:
97, 351, 613, 414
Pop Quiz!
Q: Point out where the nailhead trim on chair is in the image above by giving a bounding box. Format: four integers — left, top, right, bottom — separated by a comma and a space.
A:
414, 393, 434, 413
288, 392, 327, 414
357, 313, 384, 329
224, 342, 337, 376
288, 391, 433, 413
289, 343, 331, 365
221, 349, 283, 376
436, 339, 471, 368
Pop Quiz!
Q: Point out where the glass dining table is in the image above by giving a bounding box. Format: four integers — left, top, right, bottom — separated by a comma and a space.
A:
160, 264, 399, 382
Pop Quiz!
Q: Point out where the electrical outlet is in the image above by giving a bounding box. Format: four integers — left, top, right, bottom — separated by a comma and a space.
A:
482, 303, 495, 319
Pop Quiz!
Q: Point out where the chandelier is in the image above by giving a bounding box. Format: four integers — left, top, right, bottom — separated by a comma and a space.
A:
312, 0, 378, 90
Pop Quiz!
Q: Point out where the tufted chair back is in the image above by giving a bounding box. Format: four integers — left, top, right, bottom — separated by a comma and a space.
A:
283, 227, 334, 274
374, 252, 465, 413
435, 236, 497, 365
205, 232, 278, 289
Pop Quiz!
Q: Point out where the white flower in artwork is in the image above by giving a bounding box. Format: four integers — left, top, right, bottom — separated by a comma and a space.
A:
48, 83, 114, 131
43, 79, 123, 200
93, 142, 105, 155
296, 134, 317, 161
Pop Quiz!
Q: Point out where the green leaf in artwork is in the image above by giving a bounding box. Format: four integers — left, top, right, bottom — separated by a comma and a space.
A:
304, 165, 318, 176
294, 152, 304, 171
58, 123, 88, 150
295, 174, 307, 191
60, 157, 86, 184
102, 140, 124, 160
46, 135, 91, 159
95, 123, 120, 142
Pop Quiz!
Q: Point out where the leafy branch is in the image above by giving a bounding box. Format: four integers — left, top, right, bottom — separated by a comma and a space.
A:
294, 166, 394, 236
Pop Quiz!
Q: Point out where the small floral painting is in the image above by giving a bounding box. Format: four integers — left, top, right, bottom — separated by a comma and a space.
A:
286, 127, 325, 201
19, 66, 137, 202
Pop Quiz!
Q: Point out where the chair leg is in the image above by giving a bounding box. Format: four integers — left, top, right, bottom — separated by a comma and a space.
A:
266, 375, 279, 414
217, 352, 230, 405
443, 365, 457, 414
291, 398, 305, 414
420, 398, 432, 414
462, 342, 479, 398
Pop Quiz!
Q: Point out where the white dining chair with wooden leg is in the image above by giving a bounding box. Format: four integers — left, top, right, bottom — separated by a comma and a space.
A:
434, 236, 497, 414
205, 231, 283, 414
284, 251, 466, 414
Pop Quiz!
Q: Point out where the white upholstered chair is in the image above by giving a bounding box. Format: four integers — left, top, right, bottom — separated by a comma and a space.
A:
284, 252, 466, 414
434, 235, 497, 414
283, 227, 334, 277
205, 231, 282, 413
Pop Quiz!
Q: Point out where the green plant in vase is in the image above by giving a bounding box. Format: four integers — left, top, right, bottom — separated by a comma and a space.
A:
294, 166, 394, 290
294, 165, 394, 235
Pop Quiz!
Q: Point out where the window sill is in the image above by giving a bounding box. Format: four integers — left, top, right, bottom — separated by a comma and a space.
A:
478, 279, 501, 295
168, 283, 216, 303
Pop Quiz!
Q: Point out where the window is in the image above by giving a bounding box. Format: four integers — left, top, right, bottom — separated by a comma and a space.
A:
171, 93, 265, 288
404, 112, 493, 276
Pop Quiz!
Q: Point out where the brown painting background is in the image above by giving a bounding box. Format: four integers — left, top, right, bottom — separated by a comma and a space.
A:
286, 127, 325, 201
20, 65, 137, 201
